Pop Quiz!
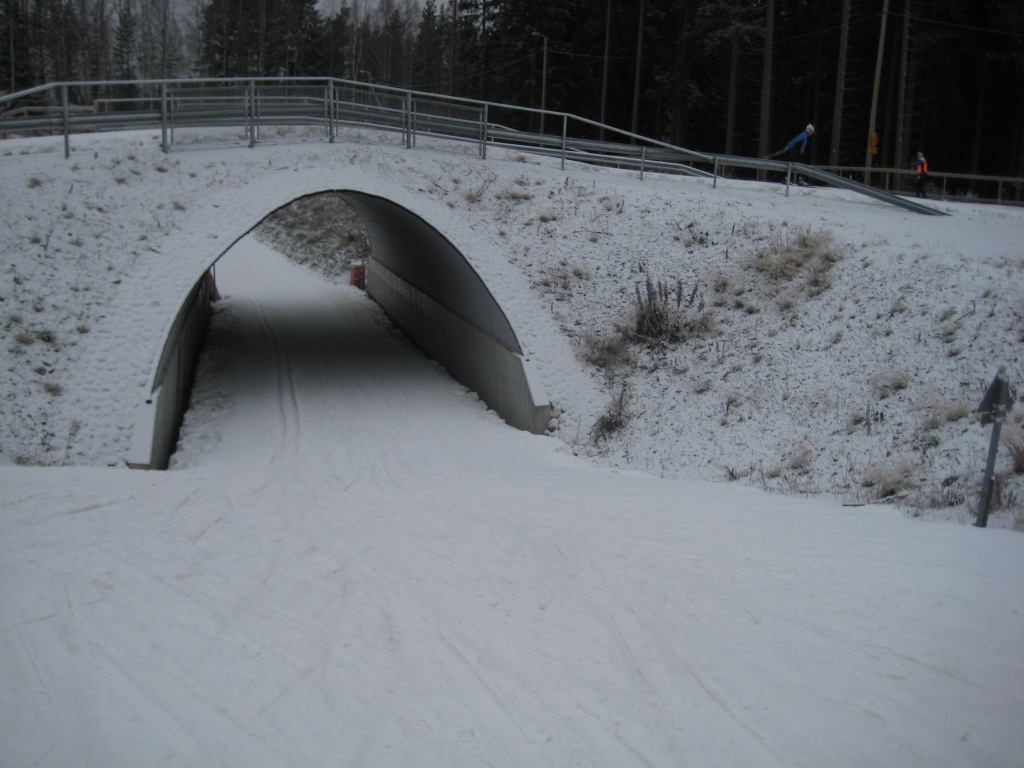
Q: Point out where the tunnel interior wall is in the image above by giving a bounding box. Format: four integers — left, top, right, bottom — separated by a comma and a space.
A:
368, 259, 550, 434
339, 192, 550, 435
127, 272, 213, 470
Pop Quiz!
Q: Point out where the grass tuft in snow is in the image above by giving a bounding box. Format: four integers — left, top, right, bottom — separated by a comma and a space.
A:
869, 371, 909, 399
463, 172, 496, 203
630, 277, 718, 346
1003, 420, 1024, 474
918, 394, 970, 431
497, 187, 533, 201
592, 385, 629, 442
745, 228, 841, 298
581, 332, 633, 376
863, 459, 916, 499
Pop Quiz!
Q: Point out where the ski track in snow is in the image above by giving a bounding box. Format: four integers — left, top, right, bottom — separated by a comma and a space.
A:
1, 130, 1023, 767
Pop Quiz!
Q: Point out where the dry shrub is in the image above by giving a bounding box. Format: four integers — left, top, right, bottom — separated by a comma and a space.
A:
938, 323, 958, 344
692, 379, 713, 394
582, 332, 633, 373
463, 172, 496, 203
918, 393, 970, 430
745, 228, 841, 297
498, 187, 533, 201
786, 444, 814, 472
863, 458, 915, 498
918, 474, 968, 509
592, 386, 629, 442
1002, 419, 1024, 474
631, 277, 718, 345
632, 277, 680, 341
869, 371, 909, 398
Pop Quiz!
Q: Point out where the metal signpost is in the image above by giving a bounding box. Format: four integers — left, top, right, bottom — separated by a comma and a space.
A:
974, 368, 1012, 528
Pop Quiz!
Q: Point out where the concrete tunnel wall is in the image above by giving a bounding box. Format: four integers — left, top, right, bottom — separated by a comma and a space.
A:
127, 191, 550, 469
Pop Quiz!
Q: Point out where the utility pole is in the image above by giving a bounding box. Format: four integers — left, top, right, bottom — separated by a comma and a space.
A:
540, 34, 548, 133
829, 0, 851, 168
600, 0, 611, 140
529, 28, 548, 134
449, 0, 457, 96
894, 0, 911, 185
9, 0, 15, 93
865, 0, 890, 186
757, 0, 775, 178
631, 0, 644, 138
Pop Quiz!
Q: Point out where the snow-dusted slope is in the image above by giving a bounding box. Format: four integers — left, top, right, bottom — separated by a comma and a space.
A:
2, 238, 1022, 767
2, 129, 1022, 526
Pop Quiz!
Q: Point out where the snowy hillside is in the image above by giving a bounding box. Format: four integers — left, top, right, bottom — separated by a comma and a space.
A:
255, 179, 1024, 529
2, 130, 1024, 528
1, 129, 1023, 527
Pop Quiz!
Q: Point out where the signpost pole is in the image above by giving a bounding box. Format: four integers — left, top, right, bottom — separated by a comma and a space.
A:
975, 369, 1011, 528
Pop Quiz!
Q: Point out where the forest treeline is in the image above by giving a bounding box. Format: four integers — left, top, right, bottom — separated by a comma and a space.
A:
2, 0, 1022, 179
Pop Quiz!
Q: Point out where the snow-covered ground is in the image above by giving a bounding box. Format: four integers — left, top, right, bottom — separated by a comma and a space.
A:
2, 128, 1024, 766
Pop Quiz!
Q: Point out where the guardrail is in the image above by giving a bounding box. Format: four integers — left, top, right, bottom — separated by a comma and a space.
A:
821, 165, 1022, 205
1, 77, 964, 215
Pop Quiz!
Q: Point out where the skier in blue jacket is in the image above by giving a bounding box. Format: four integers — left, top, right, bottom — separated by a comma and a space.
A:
765, 124, 815, 160
785, 124, 814, 156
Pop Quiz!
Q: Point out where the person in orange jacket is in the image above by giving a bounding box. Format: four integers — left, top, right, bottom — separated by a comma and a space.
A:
912, 152, 928, 198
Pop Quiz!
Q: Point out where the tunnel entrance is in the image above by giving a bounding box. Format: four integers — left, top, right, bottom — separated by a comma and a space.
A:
253, 192, 372, 284
128, 191, 550, 470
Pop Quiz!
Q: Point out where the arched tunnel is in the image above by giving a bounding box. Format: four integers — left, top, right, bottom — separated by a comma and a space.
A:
127, 191, 551, 470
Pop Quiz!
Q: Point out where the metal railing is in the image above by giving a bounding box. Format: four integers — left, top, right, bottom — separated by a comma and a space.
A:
822, 165, 1022, 205
0, 77, 971, 215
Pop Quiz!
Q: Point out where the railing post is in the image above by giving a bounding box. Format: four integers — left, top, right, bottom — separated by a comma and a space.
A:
410, 97, 417, 148
160, 83, 168, 153
405, 93, 412, 149
481, 103, 488, 160
61, 84, 70, 159
640, 146, 646, 181
327, 81, 335, 143
560, 114, 567, 171
786, 163, 792, 196
713, 157, 718, 189
248, 80, 256, 148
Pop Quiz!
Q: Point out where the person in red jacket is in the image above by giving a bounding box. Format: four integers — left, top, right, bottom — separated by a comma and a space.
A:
912, 152, 928, 198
